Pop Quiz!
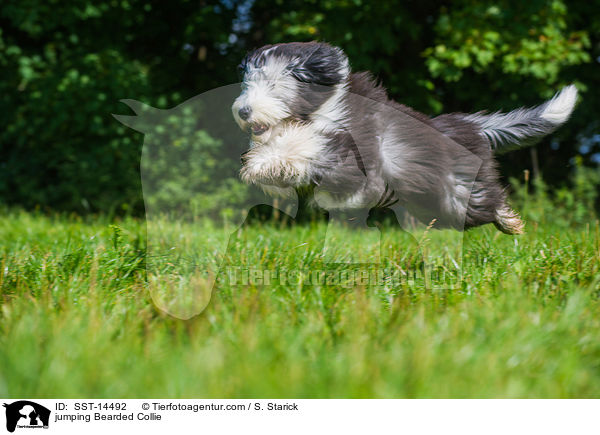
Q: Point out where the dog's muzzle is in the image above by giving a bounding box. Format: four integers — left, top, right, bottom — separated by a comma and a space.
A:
250, 124, 269, 136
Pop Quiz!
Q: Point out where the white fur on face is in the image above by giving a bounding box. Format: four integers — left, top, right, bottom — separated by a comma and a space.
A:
240, 123, 326, 187
231, 57, 298, 130
234, 48, 353, 198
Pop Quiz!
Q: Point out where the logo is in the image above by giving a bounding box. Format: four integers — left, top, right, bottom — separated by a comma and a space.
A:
3, 401, 50, 433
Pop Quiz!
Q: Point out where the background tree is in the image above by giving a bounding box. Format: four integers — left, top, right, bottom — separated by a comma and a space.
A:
0, 0, 598, 215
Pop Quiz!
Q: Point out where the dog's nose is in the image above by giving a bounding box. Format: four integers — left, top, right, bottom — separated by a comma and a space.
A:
238, 106, 251, 121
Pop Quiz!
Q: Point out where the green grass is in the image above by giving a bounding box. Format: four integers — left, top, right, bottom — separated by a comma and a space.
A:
1, 207, 599, 398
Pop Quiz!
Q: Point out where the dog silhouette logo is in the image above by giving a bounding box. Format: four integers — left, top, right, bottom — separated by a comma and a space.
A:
3, 401, 50, 432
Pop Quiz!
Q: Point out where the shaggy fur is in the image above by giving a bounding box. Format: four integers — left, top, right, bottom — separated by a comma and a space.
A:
232, 41, 577, 234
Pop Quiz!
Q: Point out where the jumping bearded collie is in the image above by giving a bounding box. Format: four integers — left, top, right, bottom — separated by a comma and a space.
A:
232, 41, 577, 234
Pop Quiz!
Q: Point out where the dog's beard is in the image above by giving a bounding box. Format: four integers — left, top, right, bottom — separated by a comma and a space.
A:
239, 120, 327, 189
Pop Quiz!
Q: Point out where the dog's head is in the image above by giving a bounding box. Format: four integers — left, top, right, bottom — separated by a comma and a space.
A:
232, 42, 349, 140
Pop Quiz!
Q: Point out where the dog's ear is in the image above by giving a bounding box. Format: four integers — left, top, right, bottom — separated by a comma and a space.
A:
290, 43, 349, 86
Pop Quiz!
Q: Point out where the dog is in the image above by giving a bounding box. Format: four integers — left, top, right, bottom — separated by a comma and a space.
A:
232, 41, 577, 234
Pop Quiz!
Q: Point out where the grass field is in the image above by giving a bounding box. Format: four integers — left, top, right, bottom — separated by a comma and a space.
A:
1, 204, 599, 398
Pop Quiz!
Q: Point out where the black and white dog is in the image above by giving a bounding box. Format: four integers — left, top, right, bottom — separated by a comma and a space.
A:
232, 41, 577, 234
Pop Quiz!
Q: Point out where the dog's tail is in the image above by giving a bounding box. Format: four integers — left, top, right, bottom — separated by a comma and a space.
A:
463, 85, 578, 154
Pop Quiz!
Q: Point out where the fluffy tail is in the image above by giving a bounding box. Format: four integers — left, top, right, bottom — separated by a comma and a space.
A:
463, 85, 578, 153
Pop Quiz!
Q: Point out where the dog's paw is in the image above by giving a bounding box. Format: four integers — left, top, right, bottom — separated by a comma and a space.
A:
494, 206, 525, 235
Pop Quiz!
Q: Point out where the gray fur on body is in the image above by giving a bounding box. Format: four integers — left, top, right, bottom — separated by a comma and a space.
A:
233, 42, 577, 234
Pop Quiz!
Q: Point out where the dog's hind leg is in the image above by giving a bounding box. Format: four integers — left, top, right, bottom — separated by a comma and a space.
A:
494, 204, 524, 235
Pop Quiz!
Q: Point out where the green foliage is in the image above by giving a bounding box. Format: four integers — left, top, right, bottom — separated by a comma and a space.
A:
424, 1, 591, 84
0, 0, 240, 214
510, 158, 600, 227
0, 0, 598, 214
